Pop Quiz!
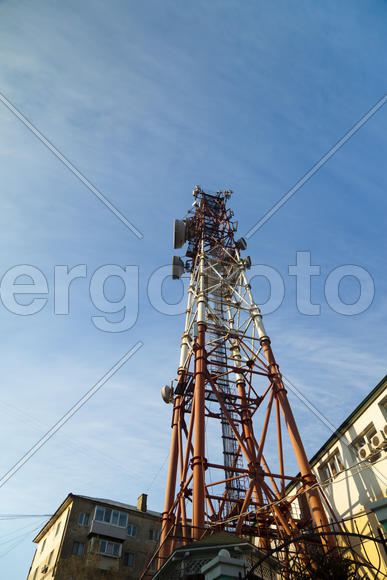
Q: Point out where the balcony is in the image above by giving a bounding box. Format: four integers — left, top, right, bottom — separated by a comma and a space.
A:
89, 518, 127, 540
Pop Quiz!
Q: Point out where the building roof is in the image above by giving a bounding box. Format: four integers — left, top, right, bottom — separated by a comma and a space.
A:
307, 374, 386, 467
181, 530, 254, 551
33, 494, 73, 543
76, 495, 161, 518
33, 492, 161, 543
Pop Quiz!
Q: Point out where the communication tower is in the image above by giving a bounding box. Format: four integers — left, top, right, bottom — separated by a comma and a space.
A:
146, 187, 337, 575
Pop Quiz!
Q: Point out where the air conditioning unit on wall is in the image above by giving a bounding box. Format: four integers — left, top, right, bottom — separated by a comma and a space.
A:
358, 443, 375, 460
372, 430, 387, 450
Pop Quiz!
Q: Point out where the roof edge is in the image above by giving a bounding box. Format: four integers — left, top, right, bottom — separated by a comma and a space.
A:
33, 493, 74, 543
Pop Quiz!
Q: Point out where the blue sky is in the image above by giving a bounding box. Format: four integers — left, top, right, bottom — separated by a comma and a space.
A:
0, 1, 386, 577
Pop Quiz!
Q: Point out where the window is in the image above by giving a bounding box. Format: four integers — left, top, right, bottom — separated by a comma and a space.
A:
336, 454, 344, 470
123, 552, 134, 567
99, 540, 121, 557
78, 512, 90, 526
72, 541, 84, 556
111, 510, 127, 527
127, 524, 137, 537
318, 463, 330, 482
94, 506, 127, 527
379, 396, 387, 421
55, 521, 61, 536
149, 528, 159, 541
47, 550, 54, 566
328, 456, 338, 477
40, 538, 46, 553
318, 450, 344, 480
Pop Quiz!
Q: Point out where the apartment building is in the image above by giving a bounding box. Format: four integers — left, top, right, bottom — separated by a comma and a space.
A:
288, 374, 387, 574
27, 493, 161, 579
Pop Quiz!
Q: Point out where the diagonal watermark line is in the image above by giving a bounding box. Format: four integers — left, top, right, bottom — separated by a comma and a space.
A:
0, 92, 143, 239
283, 373, 387, 486
245, 94, 387, 239
0, 341, 143, 489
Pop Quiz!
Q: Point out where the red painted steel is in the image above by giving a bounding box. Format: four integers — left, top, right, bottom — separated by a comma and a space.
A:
142, 189, 338, 578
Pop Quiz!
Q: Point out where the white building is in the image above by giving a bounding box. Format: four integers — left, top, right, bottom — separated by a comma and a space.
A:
289, 374, 387, 574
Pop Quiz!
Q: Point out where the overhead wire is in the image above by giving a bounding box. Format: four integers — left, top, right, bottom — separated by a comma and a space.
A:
282, 374, 387, 487
0, 520, 47, 559
0, 514, 52, 520
207, 454, 387, 528
0, 519, 50, 545
0, 396, 141, 486
0, 342, 142, 490
146, 452, 170, 494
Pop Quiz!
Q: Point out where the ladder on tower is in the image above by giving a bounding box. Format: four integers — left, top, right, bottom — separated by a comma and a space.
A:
206, 255, 247, 523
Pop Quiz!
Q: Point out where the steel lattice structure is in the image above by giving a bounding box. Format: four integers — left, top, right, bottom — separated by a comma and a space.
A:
145, 187, 336, 576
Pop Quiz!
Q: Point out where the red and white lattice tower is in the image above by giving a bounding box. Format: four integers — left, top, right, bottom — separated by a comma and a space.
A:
144, 187, 335, 575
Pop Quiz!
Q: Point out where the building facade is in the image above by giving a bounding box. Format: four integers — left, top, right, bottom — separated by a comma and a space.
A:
27, 493, 161, 580
289, 375, 387, 574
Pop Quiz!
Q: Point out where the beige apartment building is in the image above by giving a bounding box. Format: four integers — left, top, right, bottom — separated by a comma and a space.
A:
27, 493, 161, 579
288, 374, 387, 575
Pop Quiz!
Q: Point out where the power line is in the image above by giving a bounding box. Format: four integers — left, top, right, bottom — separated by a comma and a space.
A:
282, 374, 387, 487
0, 520, 46, 559
0, 394, 149, 485
0, 92, 143, 239
0, 515, 52, 520
245, 93, 387, 238
146, 452, 170, 494
208, 454, 387, 528
0, 342, 143, 490
0, 519, 49, 544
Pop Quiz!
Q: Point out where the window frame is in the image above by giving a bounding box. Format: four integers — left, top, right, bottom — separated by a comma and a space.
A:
318, 463, 330, 482
98, 539, 122, 558
123, 552, 134, 567
72, 541, 84, 556
318, 449, 344, 480
78, 512, 90, 526
94, 506, 128, 528
379, 396, 387, 420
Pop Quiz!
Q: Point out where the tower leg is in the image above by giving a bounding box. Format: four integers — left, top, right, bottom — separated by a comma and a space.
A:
260, 337, 334, 544
192, 323, 207, 539
158, 395, 181, 566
